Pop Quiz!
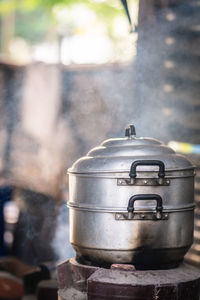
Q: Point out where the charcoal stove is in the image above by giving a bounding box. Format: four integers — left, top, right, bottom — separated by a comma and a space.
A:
57, 257, 200, 300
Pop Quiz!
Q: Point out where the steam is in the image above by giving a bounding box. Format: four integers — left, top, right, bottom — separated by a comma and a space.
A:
51, 201, 75, 263
132, 0, 200, 143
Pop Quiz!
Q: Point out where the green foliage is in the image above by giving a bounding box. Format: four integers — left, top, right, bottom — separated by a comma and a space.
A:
15, 9, 51, 43
0, 0, 136, 44
0, 0, 123, 15
0, 0, 124, 31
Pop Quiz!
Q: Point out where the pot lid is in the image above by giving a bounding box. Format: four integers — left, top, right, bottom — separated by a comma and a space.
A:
68, 125, 194, 174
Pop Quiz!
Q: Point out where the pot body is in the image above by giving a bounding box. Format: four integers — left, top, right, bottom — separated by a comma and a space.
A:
67, 125, 195, 268
68, 171, 194, 268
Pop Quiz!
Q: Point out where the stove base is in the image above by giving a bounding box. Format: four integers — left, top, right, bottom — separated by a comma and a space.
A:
75, 246, 188, 270
57, 258, 200, 300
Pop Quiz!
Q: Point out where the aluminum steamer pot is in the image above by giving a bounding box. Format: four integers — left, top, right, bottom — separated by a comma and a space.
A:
67, 125, 195, 269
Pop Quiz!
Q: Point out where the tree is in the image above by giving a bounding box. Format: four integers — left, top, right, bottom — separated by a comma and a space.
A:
0, 0, 131, 56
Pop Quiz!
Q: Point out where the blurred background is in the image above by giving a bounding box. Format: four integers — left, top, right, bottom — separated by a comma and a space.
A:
0, 0, 200, 296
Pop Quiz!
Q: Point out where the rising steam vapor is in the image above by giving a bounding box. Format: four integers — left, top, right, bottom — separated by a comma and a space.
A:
134, 0, 200, 143
51, 201, 75, 262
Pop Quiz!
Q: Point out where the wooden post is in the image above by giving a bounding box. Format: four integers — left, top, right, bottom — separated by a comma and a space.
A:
1, 12, 15, 55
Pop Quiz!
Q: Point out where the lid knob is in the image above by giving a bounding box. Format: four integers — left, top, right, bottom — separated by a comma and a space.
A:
125, 124, 136, 138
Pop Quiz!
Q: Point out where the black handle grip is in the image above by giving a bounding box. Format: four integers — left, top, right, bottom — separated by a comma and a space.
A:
127, 194, 163, 213
125, 124, 136, 137
129, 160, 165, 178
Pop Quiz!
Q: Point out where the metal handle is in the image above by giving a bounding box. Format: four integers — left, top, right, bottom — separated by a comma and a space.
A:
125, 124, 136, 138
127, 194, 163, 213
129, 160, 165, 178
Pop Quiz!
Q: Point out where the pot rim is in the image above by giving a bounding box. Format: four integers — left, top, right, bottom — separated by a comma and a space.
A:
67, 202, 195, 213
68, 166, 195, 177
